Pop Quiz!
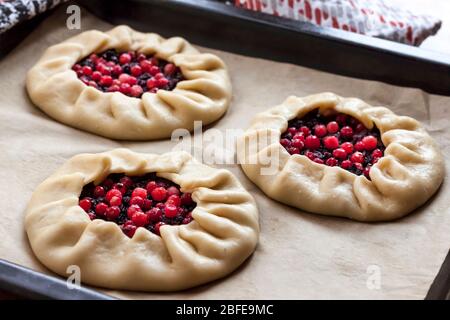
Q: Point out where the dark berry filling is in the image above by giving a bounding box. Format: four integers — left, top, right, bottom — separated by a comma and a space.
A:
72, 49, 184, 98
280, 109, 385, 179
78, 173, 196, 238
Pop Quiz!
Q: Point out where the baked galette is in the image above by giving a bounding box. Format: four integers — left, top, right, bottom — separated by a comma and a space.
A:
25, 149, 259, 291
237, 93, 444, 221
26, 26, 231, 140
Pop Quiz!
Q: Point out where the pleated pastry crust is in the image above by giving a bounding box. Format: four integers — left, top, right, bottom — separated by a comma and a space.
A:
25, 149, 259, 291
26, 26, 231, 140
237, 93, 444, 222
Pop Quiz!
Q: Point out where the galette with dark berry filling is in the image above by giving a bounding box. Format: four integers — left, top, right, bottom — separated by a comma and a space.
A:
25, 149, 259, 291
238, 93, 444, 221
26, 26, 231, 140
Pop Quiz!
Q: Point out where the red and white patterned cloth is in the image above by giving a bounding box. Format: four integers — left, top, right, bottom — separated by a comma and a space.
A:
235, 0, 441, 45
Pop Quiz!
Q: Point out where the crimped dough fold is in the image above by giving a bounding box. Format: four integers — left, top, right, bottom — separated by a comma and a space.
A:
237, 93, 444, 221
25, 149, 259, 291
26, 26, 231, 140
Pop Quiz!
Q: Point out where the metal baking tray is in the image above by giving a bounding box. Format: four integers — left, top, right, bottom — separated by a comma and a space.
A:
0, 259, 116, 299
0, 0, 449, 299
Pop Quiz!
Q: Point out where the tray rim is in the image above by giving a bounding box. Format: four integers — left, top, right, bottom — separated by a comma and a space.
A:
0, 259, 117, 300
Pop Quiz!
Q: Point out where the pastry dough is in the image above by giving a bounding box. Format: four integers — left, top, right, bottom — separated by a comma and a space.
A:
26, 26, 232, 140
25, 149, 259, 291
237, 93, 445, 221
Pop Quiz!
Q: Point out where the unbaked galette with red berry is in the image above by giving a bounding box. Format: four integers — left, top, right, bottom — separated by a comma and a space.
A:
25, 149, 259, 291
238, 93, 444, 221
26, 26, 231, 140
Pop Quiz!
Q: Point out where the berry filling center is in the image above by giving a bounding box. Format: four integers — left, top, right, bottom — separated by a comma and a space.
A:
78, 173, 196, 238
72, 49, 184, 98
280, 109, 385, 178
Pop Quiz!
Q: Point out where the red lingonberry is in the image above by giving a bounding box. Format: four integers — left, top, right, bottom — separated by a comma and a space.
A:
332, 148, 347, 160
120, 176, 133, 188
354, 141, 365, 151
291, 139, 304, 149
164, 203, 178, 218
166, 194, 181, 206
140, 59, 152, 72
146, 78, 158, 89
149, 65, 160, 76
95, 202, 108, 216
341, 160, 352, 169
350, 152, 364, 163
122, 222, 137, 238
147, 208, 163, 222
151, 187, 167, 201
82, 66, 92, 76
112, 65, 122, 75
340, 142, 354, 154
130, 85, 143, 97
106, 189, 122, 202
112, 182, 127, 195
91, 71, 102, 81
314, 124, 327, 137
167, 186, 180, 197
280, 138, 291, 147
340, 126, 354, 139
131, 65, 142, 76
119, 53, 132, 64
323, 136, 339, 150
142, 199, 153, 210
107, 85, 120, 92
146, 181, 158, 194
109, 196, 122, 207
106, 206, 120, 220
157, 77, 169, 87
372, 149, 383, 158
180, 193, 193, 205
132, 211, 148, 227
313, 158, 324, 164
325, 157, 338, 166
362, 135, 378, 150
99, 75, 113, 86
164, 63, 176, 75
305, 151, 315, 160
293, 133, 305, 142
130, 196, 145, 208
287, 127, 297, 136
326, 121, 339, 133
93, 186, 105, 198
304, 135, 320, 149
127, 204, 142, 219
120, 83, 131, 95
132, 187, 147, 199
300, 126, 310, 136
79, 198, 91, 212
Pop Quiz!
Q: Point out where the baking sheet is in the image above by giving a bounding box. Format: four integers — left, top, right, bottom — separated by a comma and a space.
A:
1, 5, 449, 299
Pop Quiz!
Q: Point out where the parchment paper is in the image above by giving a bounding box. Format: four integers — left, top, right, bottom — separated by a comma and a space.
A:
1, 6, 449, 300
